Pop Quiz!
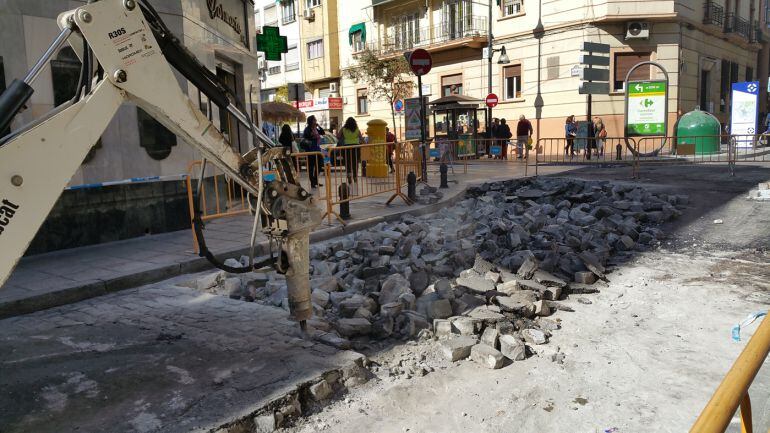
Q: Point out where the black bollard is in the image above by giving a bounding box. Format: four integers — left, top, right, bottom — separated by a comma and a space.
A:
439, 163, 448, 188
338, 182, 350, 219
407, 171, 417, 201
616, 142, 622, 160
361, 160, 367, 177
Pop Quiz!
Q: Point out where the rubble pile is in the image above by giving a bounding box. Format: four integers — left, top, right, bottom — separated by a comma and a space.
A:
196, 178, 687, 369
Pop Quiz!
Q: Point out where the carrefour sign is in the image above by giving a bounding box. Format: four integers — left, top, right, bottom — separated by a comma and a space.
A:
626, 81, 667, 136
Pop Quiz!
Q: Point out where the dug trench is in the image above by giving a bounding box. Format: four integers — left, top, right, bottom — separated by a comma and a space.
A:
188, 174, 702, 433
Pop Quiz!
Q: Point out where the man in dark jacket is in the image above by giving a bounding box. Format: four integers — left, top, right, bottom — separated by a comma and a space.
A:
495, 118, 513, 159
515, 115, 533, 159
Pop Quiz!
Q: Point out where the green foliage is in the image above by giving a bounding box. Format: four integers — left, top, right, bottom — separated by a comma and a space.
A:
345, 48, 414, 106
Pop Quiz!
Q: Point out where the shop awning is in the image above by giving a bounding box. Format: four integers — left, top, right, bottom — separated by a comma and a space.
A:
348, 23, 366, 46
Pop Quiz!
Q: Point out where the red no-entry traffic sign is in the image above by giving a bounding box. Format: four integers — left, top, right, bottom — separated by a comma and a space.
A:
485, 93, 499, 108
408, 49, 433, 76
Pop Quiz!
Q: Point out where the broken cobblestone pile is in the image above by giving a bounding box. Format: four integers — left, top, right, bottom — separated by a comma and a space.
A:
196, 178, 687, 369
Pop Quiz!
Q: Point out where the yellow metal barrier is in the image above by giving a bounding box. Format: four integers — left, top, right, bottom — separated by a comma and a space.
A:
690, 314, 770, 433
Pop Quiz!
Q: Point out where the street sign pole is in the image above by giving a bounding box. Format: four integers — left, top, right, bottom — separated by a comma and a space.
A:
578, 42, 611, 159
407, 48, 432, 183
418, 74, 427, 182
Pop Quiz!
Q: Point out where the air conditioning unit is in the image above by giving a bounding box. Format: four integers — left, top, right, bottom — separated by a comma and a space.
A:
258, 59, 266, 70
303, 9, 315, 21
625, 21, 650, 40
329, 82, 338, 93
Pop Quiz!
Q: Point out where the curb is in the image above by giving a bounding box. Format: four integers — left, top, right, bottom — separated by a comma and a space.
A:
0, 183, 475, 319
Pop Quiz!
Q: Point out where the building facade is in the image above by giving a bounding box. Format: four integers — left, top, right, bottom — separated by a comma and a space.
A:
255, 0, 303, 102
339, 0, 770, 139
0, 0, 258, 252
297, 0, 343, 129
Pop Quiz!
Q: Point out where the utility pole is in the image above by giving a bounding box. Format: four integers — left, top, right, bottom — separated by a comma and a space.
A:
487, 0, 493, 132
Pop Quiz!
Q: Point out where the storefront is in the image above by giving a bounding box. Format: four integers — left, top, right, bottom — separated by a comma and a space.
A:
292, 97, 345, 131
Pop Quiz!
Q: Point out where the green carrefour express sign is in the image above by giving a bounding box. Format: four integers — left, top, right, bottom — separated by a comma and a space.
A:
626, 80, 667, 136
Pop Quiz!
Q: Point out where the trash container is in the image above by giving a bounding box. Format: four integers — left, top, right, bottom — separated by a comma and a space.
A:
676, 109, 721, 155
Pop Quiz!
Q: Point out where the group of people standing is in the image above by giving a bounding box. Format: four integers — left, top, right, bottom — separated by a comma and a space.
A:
277, 115, 397, 189
486, 115, 533, 159
564, 115, 607, 159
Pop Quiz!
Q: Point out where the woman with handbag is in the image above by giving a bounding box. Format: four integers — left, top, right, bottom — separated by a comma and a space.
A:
594, 117, 607, 157
302, 115, 324, 188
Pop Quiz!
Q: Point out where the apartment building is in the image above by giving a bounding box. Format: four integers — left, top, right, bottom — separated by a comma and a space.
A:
340, 0, 769, 139
254, 0, 303, 102
297, 0, 343, 129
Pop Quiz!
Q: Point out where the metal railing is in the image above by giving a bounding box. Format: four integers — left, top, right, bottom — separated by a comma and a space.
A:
690, 314, 770, 433
734, 15, 752, 38
704, 0, 725, 27
370, 16, 487, 55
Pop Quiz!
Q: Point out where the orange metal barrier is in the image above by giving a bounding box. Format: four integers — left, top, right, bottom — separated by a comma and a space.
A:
185, 160, 253, 252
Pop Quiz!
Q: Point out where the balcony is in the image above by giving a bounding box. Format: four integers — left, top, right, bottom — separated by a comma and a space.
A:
368, 16, 488, 56
703, 0, 724, 27
733, 15, 751, 38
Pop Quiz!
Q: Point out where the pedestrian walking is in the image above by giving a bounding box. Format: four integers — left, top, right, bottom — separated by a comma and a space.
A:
593, 117, 606, 157
302, 115, 324, 188
515, 115, 533, 159
337, 117, 363, 183
496, 118, 513, 159
385, 127, 397, 173
565, 115, 577, 158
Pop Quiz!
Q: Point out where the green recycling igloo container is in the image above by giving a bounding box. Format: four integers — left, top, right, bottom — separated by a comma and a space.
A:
676, 109, 721, 155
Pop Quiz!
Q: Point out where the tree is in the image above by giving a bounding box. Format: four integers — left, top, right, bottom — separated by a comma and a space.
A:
274, 85, 289, 103
344, 48, 414, 135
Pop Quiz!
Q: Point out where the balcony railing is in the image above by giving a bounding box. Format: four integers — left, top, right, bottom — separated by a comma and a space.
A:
285, 62, 300, 71
734, 16, 751, 38
368, 16, 487, 55
750, 20, 760, 42
268, 66, 281, 75
703, 0, 725, 27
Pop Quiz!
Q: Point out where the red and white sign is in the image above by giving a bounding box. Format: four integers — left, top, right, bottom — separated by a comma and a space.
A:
409, 49, 432, 76
485, 93, 499, 108
291, 97, 343, 112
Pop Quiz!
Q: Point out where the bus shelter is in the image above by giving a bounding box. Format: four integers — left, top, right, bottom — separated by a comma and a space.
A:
429, 94, 483, 159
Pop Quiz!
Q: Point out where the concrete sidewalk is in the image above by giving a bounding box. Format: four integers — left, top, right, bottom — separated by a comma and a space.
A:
0, 161, 549, 318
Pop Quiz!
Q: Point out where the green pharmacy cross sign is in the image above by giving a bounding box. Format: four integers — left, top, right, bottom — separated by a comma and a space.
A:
256, 26, 288, 61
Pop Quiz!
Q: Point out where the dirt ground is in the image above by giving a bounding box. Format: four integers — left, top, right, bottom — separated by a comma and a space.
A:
284, 164, 770, 433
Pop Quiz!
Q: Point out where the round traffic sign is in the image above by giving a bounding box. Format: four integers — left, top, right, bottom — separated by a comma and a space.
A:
394, 99, 404, 112
409, 49, 432, 76
485, 93, 499, 108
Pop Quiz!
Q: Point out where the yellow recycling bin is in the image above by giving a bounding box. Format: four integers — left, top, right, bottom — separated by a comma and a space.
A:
364, 119, 389, 178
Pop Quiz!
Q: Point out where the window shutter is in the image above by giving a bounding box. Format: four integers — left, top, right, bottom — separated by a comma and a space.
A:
441, 74, 463, 86
615, 52, 651, 83
504, 65, 521, 78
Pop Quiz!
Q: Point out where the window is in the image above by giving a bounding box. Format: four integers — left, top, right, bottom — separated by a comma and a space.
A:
503, 65, 522, 99
268, 65, 281, 75
720, 59, 730, 112
306, 0, 321, 9
502, 0, 524, 16
319, 87, 331, 98
441, 74, 463, 96
393, 13, 421, 50
745, 66, 753, 81
307, 39, 324, 59
281, 1, 296, 24
51, 47, 81, 106
613, 52, 651, 91
285, 45, 299, 71
352, 32, 365, 52
138, 107, 177, 160
700, 69, 711, 111
357, 89, 368, 115
264, 5, 277, 25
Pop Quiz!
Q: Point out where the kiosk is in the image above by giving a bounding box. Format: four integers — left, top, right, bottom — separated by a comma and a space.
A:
429, 94, 483, 159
